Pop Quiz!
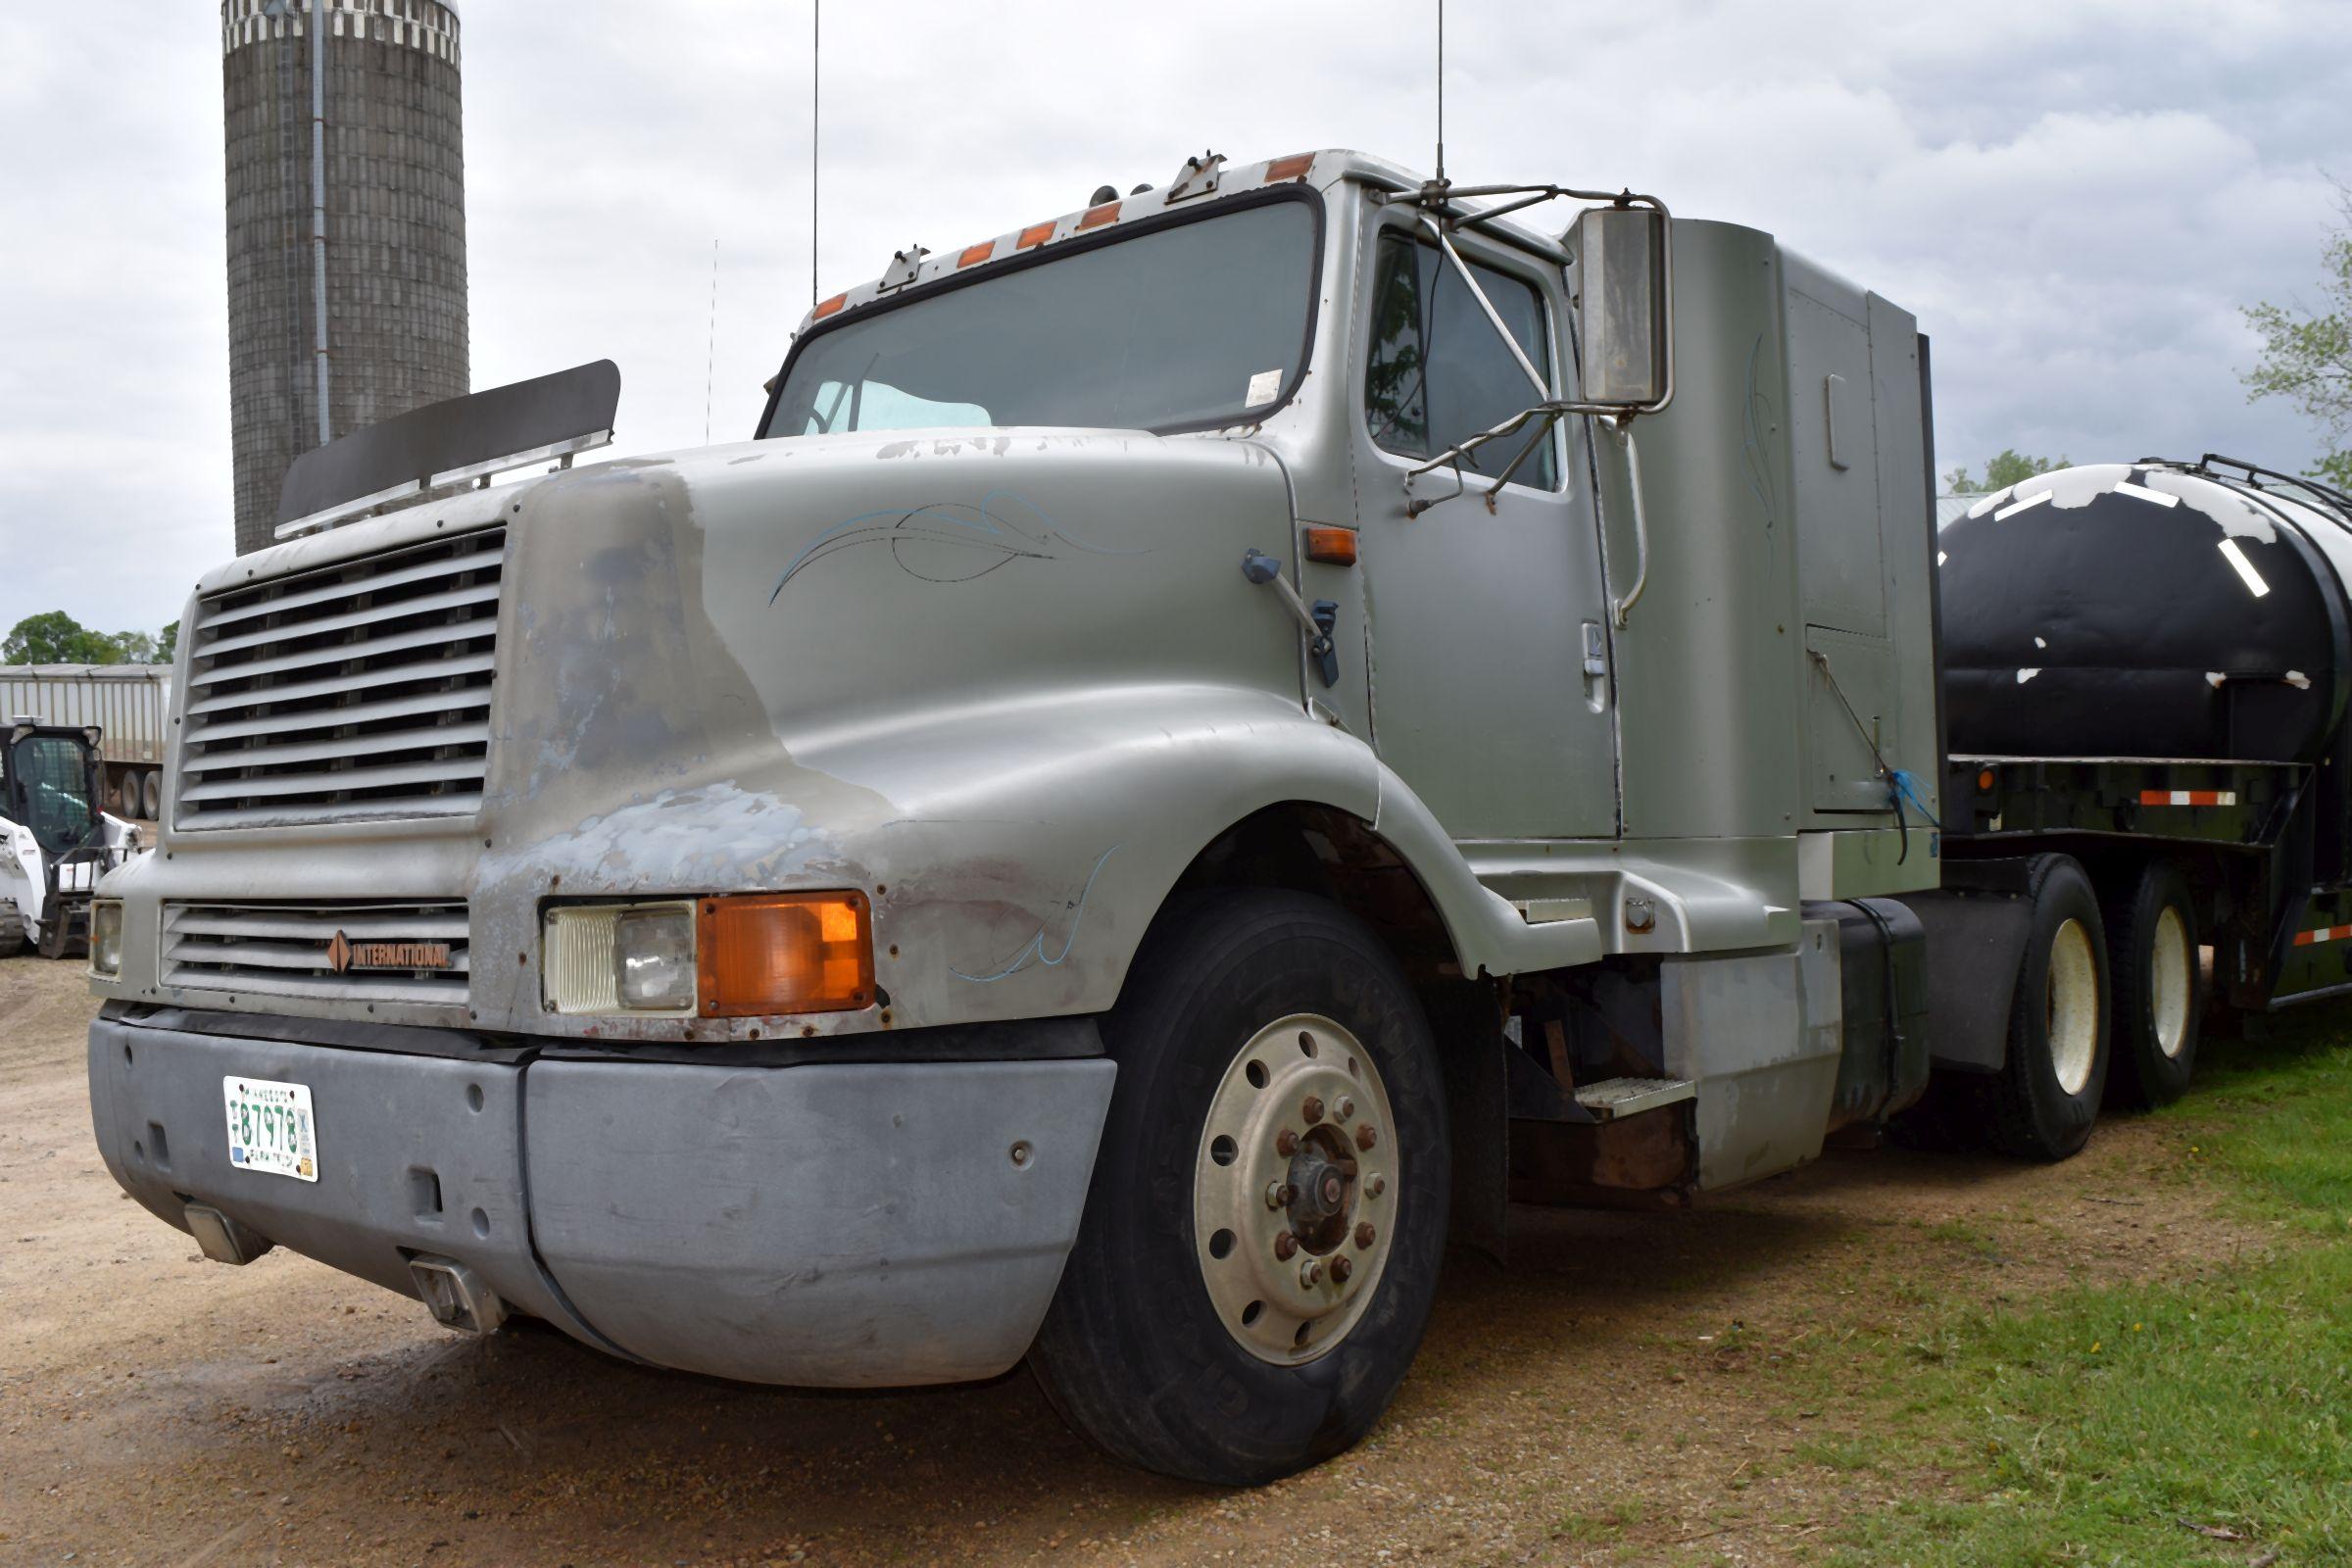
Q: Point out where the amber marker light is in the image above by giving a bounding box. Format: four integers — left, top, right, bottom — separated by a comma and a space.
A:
812, 292, 848, 319
1304, 526, 1358, 565
696, 892, 874, 1016
1978, 768, 1996, 792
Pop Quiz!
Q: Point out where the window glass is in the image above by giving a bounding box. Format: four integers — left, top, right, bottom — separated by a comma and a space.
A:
4, 735, 93, 856
766, 199, 1318, 437
1364, 230, 1559, 490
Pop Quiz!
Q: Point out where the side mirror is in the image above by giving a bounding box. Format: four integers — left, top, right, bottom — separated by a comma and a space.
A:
1573, 206, 1672, 414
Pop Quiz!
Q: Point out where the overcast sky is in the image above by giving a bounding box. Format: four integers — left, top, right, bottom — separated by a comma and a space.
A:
3, 0, 2348, 642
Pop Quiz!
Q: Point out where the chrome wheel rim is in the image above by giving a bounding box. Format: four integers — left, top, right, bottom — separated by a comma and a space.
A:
2150, 906, 2191, 1060
2047, 916, 2099, 1096
1192, 1012, 1398, 1365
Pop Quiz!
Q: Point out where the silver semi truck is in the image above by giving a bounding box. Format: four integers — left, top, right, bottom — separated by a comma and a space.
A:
93, 148, 2101, 1485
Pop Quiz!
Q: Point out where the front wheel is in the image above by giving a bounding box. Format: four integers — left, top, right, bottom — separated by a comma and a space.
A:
1028, 889, 1449, 1486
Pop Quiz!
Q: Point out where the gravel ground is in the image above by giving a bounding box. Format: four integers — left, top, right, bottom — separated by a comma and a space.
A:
0, 954, 2265, 1567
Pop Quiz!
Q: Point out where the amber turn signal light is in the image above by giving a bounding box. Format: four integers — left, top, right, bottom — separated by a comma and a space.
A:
1303, 526, 1358, 565
696, 892, 874, 1016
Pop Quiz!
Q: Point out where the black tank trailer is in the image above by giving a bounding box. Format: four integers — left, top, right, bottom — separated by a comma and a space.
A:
1924, 455, 2352, 1132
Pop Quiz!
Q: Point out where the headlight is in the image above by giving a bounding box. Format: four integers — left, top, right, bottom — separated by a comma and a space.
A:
617, 906, 696, 1010
542, 893, 873, 1019
89, 900, 123, 978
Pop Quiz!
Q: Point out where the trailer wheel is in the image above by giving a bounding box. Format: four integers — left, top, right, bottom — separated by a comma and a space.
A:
1986, 855, 2110, 1160
1028, 888, 1449, 1486
2102, 862, 2199, 1108
114, 775, 137, 817
140, 770, 162, 821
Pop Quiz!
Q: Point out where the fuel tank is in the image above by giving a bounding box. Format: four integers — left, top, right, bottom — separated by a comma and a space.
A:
1939, 462, 2352, 762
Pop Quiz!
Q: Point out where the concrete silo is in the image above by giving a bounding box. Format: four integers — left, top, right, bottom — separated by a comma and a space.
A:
220, 0, 469, 554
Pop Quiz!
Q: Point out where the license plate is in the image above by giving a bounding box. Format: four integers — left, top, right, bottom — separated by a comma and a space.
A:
222, 1076, 318, 1182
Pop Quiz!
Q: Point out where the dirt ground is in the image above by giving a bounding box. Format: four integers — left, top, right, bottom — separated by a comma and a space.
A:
0, 955, 2274, 1567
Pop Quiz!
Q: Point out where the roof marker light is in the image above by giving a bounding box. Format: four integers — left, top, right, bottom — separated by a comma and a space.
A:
956, 241, 995, 269
2217, 537, 2271, 598
1265, 153, 1315, 181
1016, 221, 1054, 250
812, 292, 847, 320
1077, 200, 1120, 230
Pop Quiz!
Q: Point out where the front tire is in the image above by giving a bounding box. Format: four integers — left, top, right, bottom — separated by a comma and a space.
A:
1986, 855, 2110, 1160
1028, 889, 1449, 1486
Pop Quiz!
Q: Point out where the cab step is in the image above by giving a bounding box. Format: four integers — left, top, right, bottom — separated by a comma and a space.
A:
1571, 1077, 1695, 1121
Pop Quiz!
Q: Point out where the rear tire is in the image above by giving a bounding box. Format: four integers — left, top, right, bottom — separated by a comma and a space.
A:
2102, 862, 2199, 1108
0, 904, 24, 958
1028, 889, 1450, 1486
1986, 855, 2110, 1160
140, 770, 162, 821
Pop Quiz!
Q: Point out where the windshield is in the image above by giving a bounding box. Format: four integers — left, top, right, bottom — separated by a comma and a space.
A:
762, 196, 1319, 439
3, 734, 95, 856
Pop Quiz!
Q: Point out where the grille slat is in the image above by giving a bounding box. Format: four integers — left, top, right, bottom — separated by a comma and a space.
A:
162, 902, 471, 1005
175, 529, 504, 828
181, 720, 491, 774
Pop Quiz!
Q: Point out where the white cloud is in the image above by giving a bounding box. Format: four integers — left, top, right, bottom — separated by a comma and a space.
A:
3, 0, 2348, 640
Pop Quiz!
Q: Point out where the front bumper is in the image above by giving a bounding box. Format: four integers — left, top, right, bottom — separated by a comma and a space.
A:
87, 1013, 1115, 1387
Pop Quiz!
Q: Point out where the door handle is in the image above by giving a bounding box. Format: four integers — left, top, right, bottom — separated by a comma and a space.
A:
1242, 550, 1341, 687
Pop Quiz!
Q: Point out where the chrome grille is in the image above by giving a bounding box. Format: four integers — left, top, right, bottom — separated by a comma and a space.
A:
176, 528, 505, 828
162, 902, 470, 1005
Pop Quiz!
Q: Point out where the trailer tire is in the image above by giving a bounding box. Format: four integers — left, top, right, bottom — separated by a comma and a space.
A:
1028, 888, 1449, 1487
0, 904, 24, 958
1986, 855, 2110, 1160
114, 775, 137, 817
2101, 861, 2199, 1108
140, 770, 161, 821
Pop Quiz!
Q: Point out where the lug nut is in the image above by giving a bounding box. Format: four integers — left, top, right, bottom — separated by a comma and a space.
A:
1274, 1233, 1298, 1261
1355, 1123, 1378, 1152
1301, 1095, 1324, 1123
1355, 1221, 1377, 1250
1298, 1258, 1324, 1287
1366, 1173, 1387, 1198
1336, 1097, 1355, 1120
1330, 1254, 1352, 1284
1264, 1180, 1293, 1209
1275, 1128, 1299, 1156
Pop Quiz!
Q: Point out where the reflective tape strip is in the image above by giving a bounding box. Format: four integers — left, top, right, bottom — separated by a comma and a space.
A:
2295, 924, 2352, 947
2138, 790, 2236, 807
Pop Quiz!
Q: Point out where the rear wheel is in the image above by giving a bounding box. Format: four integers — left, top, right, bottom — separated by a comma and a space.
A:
1028, 889, 1449, 1486
140, 770, 162, 821
2103, 862, 2199, 1108
1986, 855, 2110, 1160
0, 903, 24, 958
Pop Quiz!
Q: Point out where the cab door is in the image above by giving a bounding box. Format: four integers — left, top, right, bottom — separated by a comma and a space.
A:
1349, 212, 1619, 841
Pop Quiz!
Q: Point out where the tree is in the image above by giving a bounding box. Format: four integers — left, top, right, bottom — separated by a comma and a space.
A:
1944, 450, 2069, 494
3, 611, 121, 664
2243, 180, 2352, 490
158, 620, 179, 662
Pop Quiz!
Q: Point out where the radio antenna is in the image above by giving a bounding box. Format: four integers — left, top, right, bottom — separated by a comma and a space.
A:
810, 0, 821, 310
1434, 0, 1445, 183
704, 238, 719, 445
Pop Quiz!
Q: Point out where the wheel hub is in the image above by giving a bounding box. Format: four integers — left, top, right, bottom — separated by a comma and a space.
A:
1193, 1013, 1398, 1364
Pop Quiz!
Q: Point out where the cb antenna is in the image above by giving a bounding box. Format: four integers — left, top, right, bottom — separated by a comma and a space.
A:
705, 238, 719, 445
1434, 0, 1445, 184
810, 0, 821, 310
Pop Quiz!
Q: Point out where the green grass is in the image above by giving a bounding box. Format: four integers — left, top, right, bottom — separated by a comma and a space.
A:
1816, 1014, 2352, 1565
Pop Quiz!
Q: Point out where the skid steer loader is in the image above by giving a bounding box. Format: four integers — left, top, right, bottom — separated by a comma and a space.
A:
1, 721, 140, 959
